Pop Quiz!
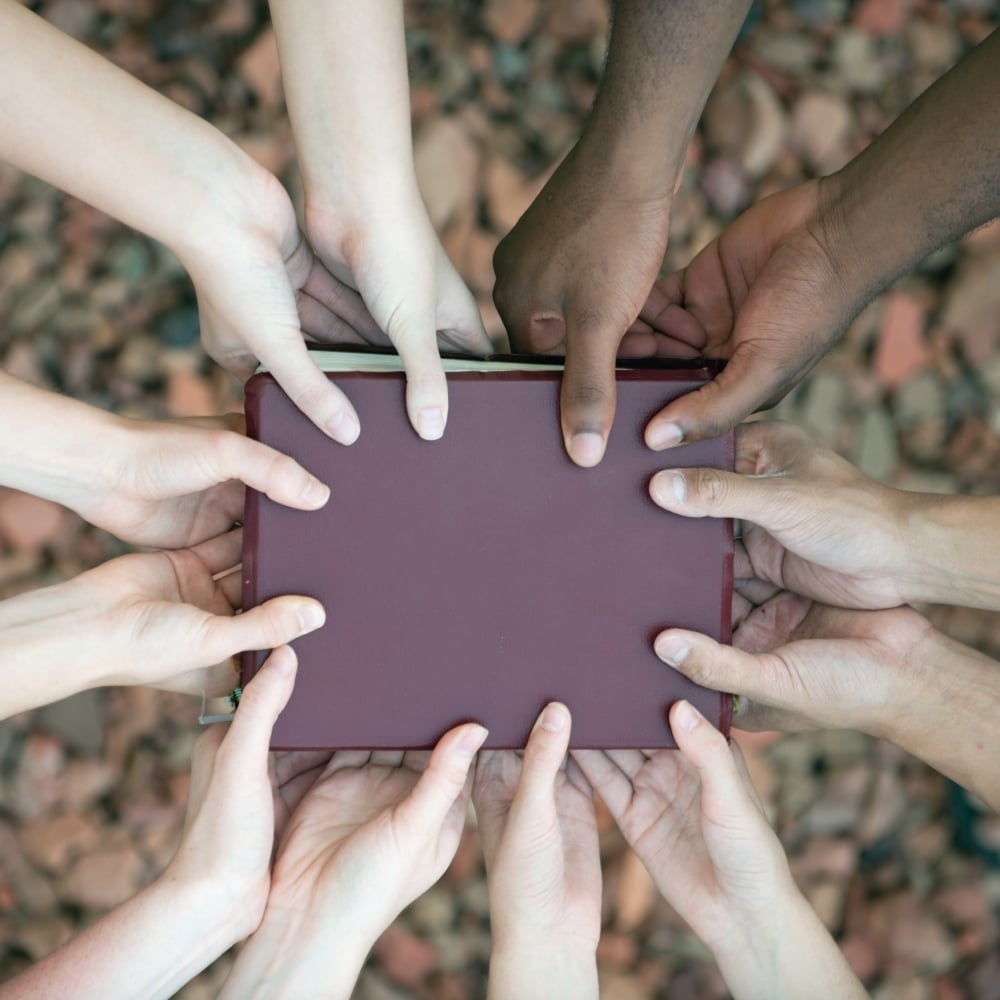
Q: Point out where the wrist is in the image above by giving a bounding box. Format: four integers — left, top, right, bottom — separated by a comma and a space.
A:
488, 939, 598, 1000
221, 906, 371, 1000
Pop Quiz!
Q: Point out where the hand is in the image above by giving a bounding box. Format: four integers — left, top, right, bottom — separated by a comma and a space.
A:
168, 645, 303, 941
188, 168, 386, 444
62, 529, 324, 698
650, 421, 914, 610
73, 413, 330, 549
641, 179, 859, 450
221, 722, 488, 998
657, 591, 934, 736
492, 139, 673, 467
473, 703, 601, 999
573, 700, 865, 999
304, 194, 499, 440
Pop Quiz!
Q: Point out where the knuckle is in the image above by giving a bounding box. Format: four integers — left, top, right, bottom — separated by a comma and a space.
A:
691, 468, 729, 508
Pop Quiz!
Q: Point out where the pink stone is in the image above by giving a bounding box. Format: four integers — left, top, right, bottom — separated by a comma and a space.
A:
874, 292, 930, 388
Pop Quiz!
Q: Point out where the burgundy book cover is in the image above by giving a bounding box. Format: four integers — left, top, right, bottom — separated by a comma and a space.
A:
242, 360, 734, 750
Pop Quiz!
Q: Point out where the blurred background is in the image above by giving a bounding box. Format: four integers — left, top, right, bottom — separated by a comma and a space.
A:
0, 0, 998, 996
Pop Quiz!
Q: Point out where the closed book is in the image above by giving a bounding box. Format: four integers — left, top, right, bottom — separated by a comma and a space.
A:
242, 350, 734, 749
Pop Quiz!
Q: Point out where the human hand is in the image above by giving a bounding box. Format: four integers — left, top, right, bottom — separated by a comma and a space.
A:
71, 412, 329, 550
650, 420, 914, 610
492, 139, 673, 467
641, 179, 860, 450
186, 168, 387, 445
55, 529, 322, 700
221, 722, 488, 998
304, 194, 498, 440
574, 700, 865, 999
473, 703, 600, 999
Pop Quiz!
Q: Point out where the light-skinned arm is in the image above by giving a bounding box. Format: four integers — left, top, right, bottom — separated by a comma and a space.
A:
268, 0, 498, 442
0, 529, 324, 713
574, 700, 867, 1000
642, 27, 1000, 449
492, 0, 751, 467
0, 370, 330, 549
0, 647, 301, 1000
0, 1, 379, 442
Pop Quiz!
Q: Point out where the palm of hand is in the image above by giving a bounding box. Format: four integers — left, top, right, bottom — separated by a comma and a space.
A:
475, 752, 600, 942
733, 592, 931, 733
268, 756, 463, 935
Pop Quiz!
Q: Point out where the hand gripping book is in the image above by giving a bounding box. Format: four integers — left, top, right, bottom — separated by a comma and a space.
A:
241, 350, 734, 749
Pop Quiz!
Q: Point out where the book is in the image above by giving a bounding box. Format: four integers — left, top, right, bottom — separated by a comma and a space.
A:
241, 350, 734, 749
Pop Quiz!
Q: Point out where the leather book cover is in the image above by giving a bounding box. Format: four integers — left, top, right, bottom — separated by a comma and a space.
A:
242, 359, 734, 749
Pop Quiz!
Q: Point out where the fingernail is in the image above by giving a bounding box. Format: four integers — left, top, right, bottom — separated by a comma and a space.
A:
646, 421, 683, 450
326, 411, 360, 445
459, 724, 489, 754
569, 432, 605, 467
539, 703, 568, 733
674, 699, 701, 733
651, 471, 686, 505
268, 646, 296, 677
301, 478, 331, 507
417, 406, 445, 440
297, 602, 326, 632
655, 635, 690, 666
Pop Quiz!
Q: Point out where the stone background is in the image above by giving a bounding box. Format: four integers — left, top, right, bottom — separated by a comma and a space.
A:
0, 0, 998, 997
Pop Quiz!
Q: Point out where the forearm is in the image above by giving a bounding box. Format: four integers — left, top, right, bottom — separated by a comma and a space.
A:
0, 3, 266, 263
713, 893, 865, 1000
581, 0, 751, 191
818, 27, 1000, 306
0, 371, 126, 511
0, 875, 242, 1000
878, 627, 1000, 811
900, 493, 1000, 610
269, 1, 417, 216
487, 944, 598, 1000
220, 910, 369, 1000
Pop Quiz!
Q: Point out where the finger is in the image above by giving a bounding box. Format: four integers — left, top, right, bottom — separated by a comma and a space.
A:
190, 529, 243, 576
649, 463, 811, 537
199, 594, 326, 663
511, 703, 571, 812
210, 432, 331, 511
218, 569, 243, 607
397, 723, 488, 832
644, 342, 788, 450
218, 645, 298, 767
560, 313, 622, 468
185, 725, 226, 828
393, 332, 450, 442
301, 263, 385, 343
260, 340, 362, 445
570, 749, 634, 820
323, 750, 372, 774
297, 293, 375, 347
654, 628, 801, 715
370, 750, 405, 768
669, 700, 764, 825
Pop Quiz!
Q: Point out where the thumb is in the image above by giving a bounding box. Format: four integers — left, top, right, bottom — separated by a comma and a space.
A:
649, 464, 782, 528
390, 315, 450, 442
510, 702, 571, 814
655, 629, 801, 717
668, 699, 762, 829
199, 596, 326, 665
219, 645, 298, 766
644, 341, 783, 450
398, 723, 488, 832
560, 316, 621, 468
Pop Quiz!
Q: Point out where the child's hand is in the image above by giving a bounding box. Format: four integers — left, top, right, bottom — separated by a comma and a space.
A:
574, 701, 865, 1000
0, 529, 324, 717
473, 703, 601, 1000
220, 723, 488, 999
